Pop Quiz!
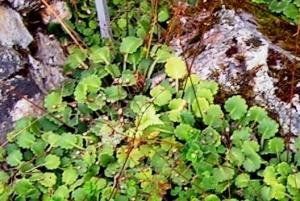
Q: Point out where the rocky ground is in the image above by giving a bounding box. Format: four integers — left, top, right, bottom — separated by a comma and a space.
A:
0, 1, 299, 146
153, 5, 300, 140
0, 0, 70, 144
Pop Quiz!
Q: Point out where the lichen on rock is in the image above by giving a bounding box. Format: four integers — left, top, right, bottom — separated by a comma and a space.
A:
0, 3, 66, 144
168, 6, 300, 136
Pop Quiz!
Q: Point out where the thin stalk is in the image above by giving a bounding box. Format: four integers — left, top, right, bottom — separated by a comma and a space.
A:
123, 53, 128, 72
147, 58, 158, 79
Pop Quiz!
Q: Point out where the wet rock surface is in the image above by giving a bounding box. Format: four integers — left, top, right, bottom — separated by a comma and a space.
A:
169, 6, 300, 137
0, 1, 69, 144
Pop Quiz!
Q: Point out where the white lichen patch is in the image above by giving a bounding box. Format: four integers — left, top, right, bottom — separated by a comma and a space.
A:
10, 93, 44, 123
169, 6, 300, 136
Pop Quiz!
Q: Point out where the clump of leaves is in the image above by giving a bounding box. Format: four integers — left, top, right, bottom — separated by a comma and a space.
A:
108, 0, 170, 39
2, 53, 300, 200
48, 0, 102, 46
252, 0, 300, 24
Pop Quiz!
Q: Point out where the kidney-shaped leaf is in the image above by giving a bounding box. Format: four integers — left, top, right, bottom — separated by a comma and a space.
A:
89, 46, 113, 65
165, 56, 187, 79
120, 36, 143, 54
224, 95, 248, 120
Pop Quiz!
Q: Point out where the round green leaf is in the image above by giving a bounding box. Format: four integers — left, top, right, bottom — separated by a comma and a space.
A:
212, 165, 235, 182
120, 73, 137, 86
185, 74, 200, 88
74, 82, 87, 102
40, 172, 57, 187
58, 133, 78, 149
72, 188, 88, 201
44, 92, 62, 111
0, 171, 9, 183
89, 46, 113, 65
277, 162, 291, 176
135, 105, 163, 131
242, 140, 260, 154
14, 179, 34, 197
246, 106, 268, 122
104, 86, 127, 103
199, 80, 219, 95
269, 0, 290, 13
130, 95, 150, 114
150, 85, 172, 106
180, 110, 195, 126
243, 153, 261, 172
257, 118, 279, 139
127, 186, 137, 196
6, 149, 23, 167
86, 92, 105, 111
81, 75, 102, 93
232, 127, 251, 146
283, 3, 298, 19
165, 56, 187, 79
268, 137, 284, 154
288, 172, 300, 189
235, 173, 250, 188
201, 127, 220, 146
158, 10, 169, 22
66, 48, 87, 68
203, 105, 224, 128
120, 36, 143, 54
31, 139, 47, 155
204, 194, 220, 201
192, 97, 209, 117
196, 88, 214, 104
150, 44, 172, 63
88, 20, 98, 29
293, 137, 300, 150
117, 18, 127, 29
62, 166, 78, 185
45, 154, 61, 170
174, 124, 194, 141
262, 166, 277, 186
271, 183, 286, 199
224, 95, 248, 120
16, 131, 36, 149
226, 147, 245, 166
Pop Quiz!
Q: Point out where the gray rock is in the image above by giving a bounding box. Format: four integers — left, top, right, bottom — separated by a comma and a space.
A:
0, 47, 24, 79
166, 6, 300, 137
7, 0, 40, 12
0, 6, 33, 48
0, 72, 42, 144
0, 31, 66, 143
28, 32, 65, 93
0, 4, 66, 144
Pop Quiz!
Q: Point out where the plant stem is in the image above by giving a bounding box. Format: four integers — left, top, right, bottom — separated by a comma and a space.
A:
147, 58, 158, 79
123, 53, 128, 72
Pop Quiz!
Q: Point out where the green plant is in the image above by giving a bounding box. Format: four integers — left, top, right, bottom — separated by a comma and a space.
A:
48, 0, 102, 46
2, 51, 300, 199
108, 0, 170, 39
252, 0, 300, 24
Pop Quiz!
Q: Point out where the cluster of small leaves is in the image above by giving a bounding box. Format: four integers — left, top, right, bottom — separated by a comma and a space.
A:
2, 54, 300, 200
252, 0, 300, 24
108, 0, 170, 39
48, 0, 101, 46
